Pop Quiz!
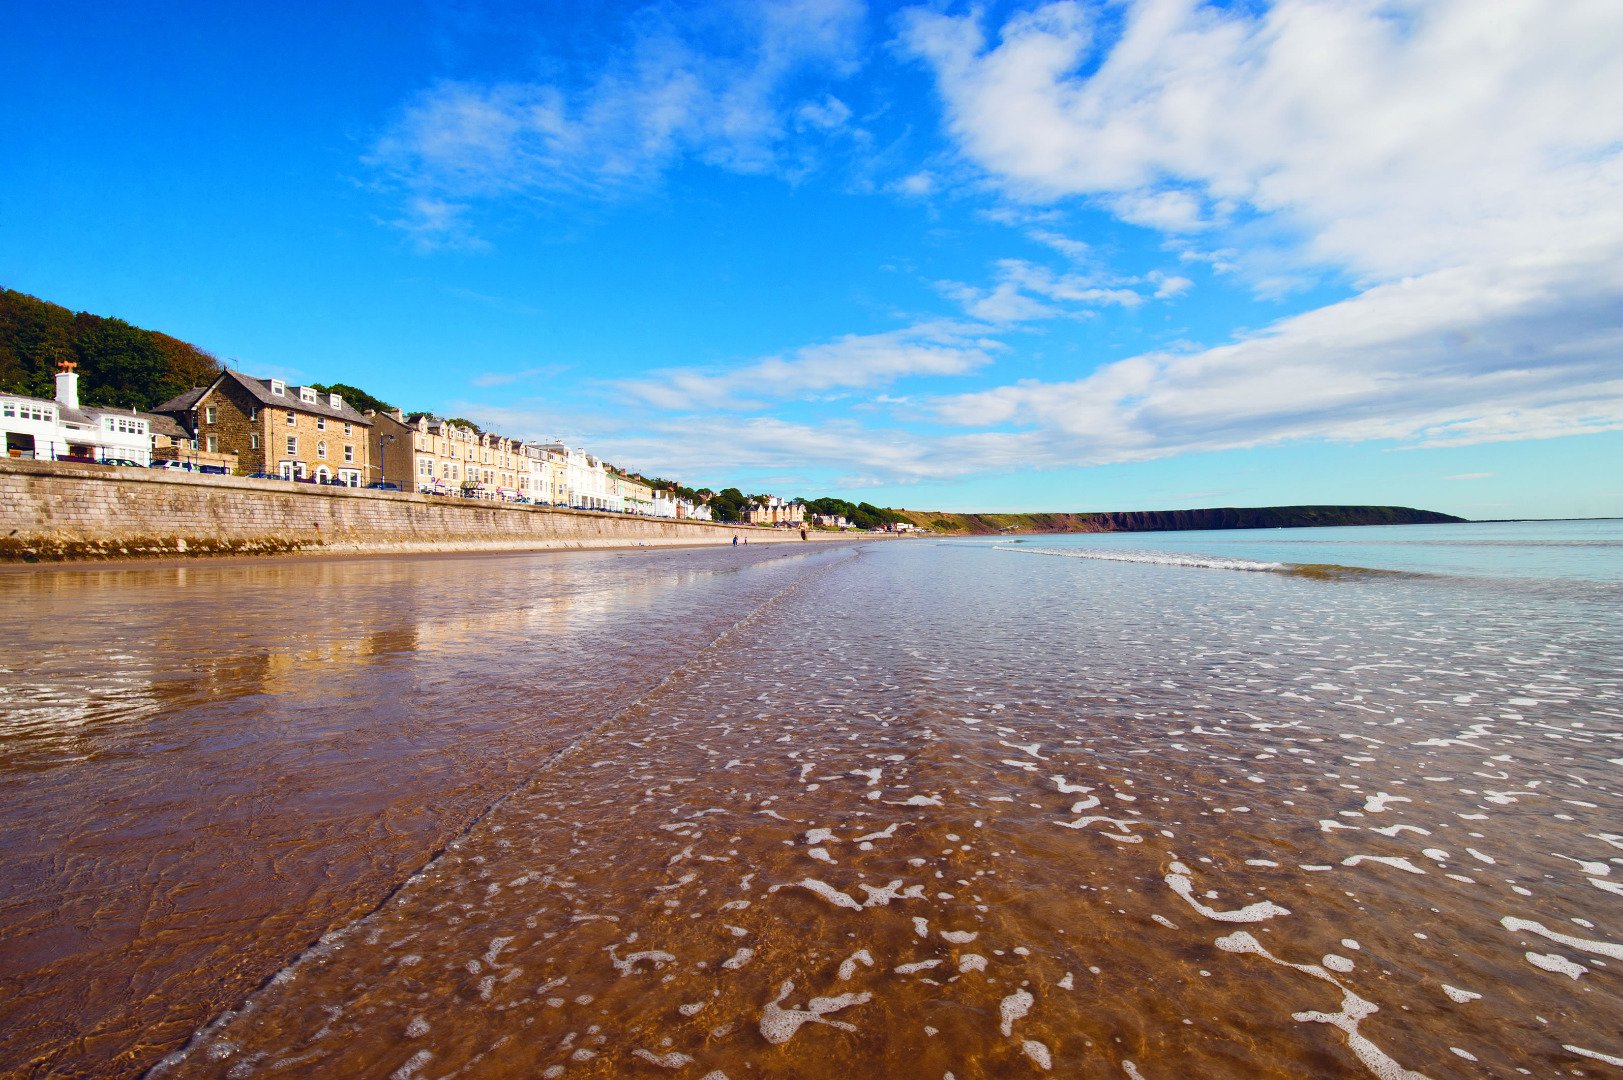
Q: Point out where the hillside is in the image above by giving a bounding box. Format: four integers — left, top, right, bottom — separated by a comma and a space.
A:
0, 288, 222, 411
898, 505, 1466, 534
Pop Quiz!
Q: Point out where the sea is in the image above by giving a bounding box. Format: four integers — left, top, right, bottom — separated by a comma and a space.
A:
0, 519, 1618, 1079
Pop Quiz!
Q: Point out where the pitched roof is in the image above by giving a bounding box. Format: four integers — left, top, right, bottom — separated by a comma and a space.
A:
153, 386, 209, 414
214, 370, 374, 426
135, 410, 189, 439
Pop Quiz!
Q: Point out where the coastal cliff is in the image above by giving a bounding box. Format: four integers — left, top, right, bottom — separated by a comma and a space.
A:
901, 504, 1465, 535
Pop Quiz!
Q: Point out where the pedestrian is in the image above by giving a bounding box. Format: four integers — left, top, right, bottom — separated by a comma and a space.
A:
732, 535, 738, 546
800, 527, 807, 540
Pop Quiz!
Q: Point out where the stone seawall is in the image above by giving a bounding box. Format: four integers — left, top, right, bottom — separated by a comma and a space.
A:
0, 460, 815, 561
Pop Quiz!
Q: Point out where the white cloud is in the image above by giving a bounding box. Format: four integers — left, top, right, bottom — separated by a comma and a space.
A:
617, 320, 999, 411
599, 415, 946, 485
1148, 271, 1192, 299
796, 94, 853, 131
469, 365, 564, 388
893, 170, 937, 197
939, 257, 1144, 323
896, 0, 1623, 462
1026, 228, 1090, 261
370, 0, 865, 241
1442, 473, 1494, 481
928, 254, 1623, 463
900, 0, 1623, 278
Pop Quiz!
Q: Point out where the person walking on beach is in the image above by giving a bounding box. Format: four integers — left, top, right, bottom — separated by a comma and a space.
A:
732, 535, 738, 546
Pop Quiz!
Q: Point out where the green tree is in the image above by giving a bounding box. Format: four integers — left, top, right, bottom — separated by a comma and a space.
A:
709, 487, 746, 523
309, 382, 394, 414
0, 287, 222, 410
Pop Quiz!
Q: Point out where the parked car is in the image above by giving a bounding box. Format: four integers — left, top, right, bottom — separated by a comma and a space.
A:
102, 458, 145, 468
244, 471, 281, 480
365, 481, 402, 491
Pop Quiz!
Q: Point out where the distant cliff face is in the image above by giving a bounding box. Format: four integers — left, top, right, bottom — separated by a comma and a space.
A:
903, 505, 1466, 535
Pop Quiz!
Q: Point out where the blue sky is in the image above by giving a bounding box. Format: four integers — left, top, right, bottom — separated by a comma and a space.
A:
5, 0, 1620, 518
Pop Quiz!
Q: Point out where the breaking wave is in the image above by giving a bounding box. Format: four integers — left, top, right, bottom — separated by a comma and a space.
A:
995, 544, 1419, 580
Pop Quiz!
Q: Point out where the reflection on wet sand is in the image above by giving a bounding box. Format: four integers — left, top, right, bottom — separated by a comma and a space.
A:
0, 545, 840, 1078
2, 541, 1620, 1078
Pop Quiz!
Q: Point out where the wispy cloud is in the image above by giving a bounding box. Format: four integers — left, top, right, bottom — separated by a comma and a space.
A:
369, 0, 865, 246
617, 320, 999, 411
469, 365, 566, 388
1443, 473, 1494, 482
938, 258, 1145, 324
928, 257, 1623, 463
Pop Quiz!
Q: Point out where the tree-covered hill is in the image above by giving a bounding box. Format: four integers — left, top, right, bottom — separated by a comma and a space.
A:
0, 288, 222, 411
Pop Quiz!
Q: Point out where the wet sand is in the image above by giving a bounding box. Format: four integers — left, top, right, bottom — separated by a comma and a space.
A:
2, 540, 1619, 1078
0, 544, 850, 1077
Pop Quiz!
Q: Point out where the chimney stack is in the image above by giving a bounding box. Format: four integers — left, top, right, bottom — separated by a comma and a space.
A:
54, 360, 80, 410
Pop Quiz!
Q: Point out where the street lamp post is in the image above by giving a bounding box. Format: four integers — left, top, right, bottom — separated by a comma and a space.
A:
379, 433, 395, 488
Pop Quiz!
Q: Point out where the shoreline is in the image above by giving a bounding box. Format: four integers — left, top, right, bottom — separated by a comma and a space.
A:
0, 532, 884, 574
0, 458, 890, 565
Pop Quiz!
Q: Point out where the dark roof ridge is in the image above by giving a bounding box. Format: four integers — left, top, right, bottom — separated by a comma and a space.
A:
219, 370, 374, 425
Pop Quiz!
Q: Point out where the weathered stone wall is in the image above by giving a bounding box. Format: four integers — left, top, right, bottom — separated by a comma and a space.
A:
0, 459, 809, 561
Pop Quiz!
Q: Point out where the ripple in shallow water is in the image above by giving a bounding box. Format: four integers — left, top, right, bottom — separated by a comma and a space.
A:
2, 541, 1619, 1079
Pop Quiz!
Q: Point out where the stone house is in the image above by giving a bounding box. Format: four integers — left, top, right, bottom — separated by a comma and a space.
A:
142, 410, 239, 472
464, 430, 526, 500
154, 371, 372, 484
364, 408, 416, 489
745, 495, 806, 527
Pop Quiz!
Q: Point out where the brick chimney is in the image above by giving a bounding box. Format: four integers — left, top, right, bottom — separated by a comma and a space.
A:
54, 360, 80, 410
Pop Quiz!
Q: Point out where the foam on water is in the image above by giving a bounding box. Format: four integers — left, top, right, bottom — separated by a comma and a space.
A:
997, 544, 1287, 573
48, 535, 1616, 1080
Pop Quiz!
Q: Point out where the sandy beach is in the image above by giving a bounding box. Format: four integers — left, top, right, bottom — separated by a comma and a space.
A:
2, 535, 1619, 1078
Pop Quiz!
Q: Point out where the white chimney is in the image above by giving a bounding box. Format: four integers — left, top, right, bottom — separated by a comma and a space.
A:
54, 361, 80, 410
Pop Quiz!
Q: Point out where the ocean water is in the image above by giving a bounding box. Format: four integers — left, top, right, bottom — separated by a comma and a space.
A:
981, 518, 1623, 585
1, 524, 1619, 1078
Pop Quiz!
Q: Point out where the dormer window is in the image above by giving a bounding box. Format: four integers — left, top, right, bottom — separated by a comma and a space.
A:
299, 387, 317, 404
328, 394, 343, 410
270, 379, 286, 397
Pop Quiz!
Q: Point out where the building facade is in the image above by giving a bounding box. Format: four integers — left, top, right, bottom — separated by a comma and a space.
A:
155, 371, 372, 484
746, 496, 806, 527
2, 363, 152, 465
363, 409, 415, 489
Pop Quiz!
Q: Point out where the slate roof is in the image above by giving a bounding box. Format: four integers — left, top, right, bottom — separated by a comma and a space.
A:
136, 411, 189, 439
153, 386, 208, 414
161, 370, 373, 426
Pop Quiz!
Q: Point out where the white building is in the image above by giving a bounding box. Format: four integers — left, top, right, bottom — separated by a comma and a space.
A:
531, 442, 611, 510
2, 363, 151, 466
522, 443, 567, 505
649, 490, 678, 518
